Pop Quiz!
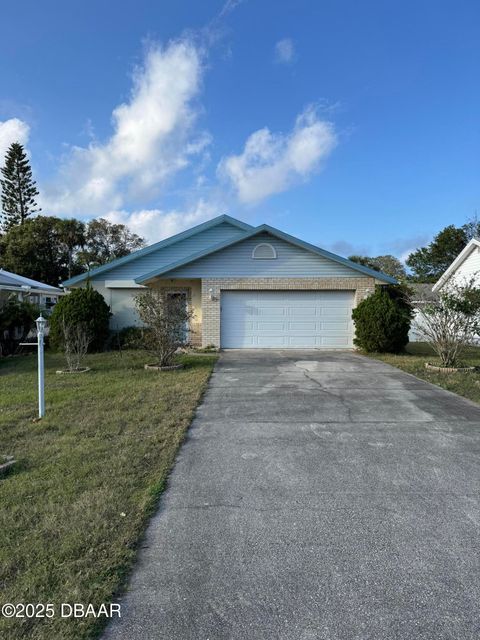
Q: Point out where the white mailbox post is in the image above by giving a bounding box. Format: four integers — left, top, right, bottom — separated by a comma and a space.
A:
36, 314, 46, 418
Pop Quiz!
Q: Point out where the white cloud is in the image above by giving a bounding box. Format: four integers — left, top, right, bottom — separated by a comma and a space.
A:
105, 198, 222, 243
0, 118, 30, 161
218, 106, 337, 204
18, 30, 340, 239
42, 39, 207, 215
274, 38, 295, 64
219, 0, 244, 18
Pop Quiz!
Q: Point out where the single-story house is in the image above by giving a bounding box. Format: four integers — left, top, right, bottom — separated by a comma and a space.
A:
432, 237, 480, 293
0, 269, 63, 312
62, 215, 396, 349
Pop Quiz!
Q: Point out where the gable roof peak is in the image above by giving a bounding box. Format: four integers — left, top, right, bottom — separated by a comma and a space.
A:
62, 213, 253, 287
432, 236, 480, 291
136, 221, 397, 284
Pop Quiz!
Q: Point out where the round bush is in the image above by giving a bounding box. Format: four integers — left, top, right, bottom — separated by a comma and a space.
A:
116, 325, 150, 350
352, 286, 413, 353
49, 286, 111, 352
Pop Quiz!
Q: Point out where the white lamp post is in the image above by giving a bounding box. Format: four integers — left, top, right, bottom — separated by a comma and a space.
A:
36, 314, 46, 418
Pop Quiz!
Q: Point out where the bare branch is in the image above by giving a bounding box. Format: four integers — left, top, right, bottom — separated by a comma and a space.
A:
60, 316, 93, 371
134, 290, 195, 367
414, 276, 480, 367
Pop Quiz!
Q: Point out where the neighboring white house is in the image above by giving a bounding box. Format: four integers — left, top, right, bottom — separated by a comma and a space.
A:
408, 283, 438, 342
408, 238, 480, 342
0, 269, 63, 312
432, 237, 480, 293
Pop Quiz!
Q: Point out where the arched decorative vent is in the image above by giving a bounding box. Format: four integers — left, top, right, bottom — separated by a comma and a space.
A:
252, 243, 277, 259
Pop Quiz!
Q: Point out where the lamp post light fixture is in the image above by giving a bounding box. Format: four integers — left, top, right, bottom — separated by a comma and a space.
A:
36, 314, 47, 418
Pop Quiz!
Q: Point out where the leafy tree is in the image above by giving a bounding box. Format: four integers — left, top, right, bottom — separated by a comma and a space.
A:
57, 218, 86, 280
49, 285, 111, 352
0, 216, 72, 286
352, 286, 413, 353
348, 254, 407, 281
406, 225, 468, 282
0, 142, 40, 231
78, 218, 144, 270
0, 215, 143, 285
462, 214, 480, 242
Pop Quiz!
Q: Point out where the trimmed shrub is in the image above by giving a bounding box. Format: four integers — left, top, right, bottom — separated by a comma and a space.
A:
49, 286, 110, 352
116, 326, 149, 350
352, 285, 413, 353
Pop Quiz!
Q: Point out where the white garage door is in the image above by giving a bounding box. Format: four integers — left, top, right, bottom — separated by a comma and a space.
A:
221, 290, 355, 349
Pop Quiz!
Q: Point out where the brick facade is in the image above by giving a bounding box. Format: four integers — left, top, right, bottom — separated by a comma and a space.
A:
200, 277, 376, 347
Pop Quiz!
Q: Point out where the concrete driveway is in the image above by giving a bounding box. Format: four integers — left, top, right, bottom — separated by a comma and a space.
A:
104, 351, 480, 640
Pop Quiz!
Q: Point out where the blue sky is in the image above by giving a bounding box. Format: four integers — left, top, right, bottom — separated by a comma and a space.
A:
0, 0, 478, 259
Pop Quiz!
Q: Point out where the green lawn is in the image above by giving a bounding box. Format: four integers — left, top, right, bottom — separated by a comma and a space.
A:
367, 342, 480, 404
0, 350, 216, 640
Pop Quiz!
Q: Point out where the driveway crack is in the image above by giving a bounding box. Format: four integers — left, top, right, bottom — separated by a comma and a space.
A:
296, 364, 354, 422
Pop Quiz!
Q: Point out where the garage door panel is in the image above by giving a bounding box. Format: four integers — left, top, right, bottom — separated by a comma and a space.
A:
321, 336, 352, 346
257, 335, 287, 346
289, 306, 318, 317
288, 335, 321, 347
226, 322, 256, 332
257, 321, 286, 331
321, 321, 350, 331
257, 308, 287, 317
288, 321, 318, 331
221, 291, 354, 349
321, 306, 351, 315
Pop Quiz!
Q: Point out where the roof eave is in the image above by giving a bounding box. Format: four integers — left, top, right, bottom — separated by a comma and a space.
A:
258, 224, 398, 284
135, 230, 258, 283
62, 214, 253, 287
136, 224, 398, 285
432, 238, 480, 292
0, 284, 63, 294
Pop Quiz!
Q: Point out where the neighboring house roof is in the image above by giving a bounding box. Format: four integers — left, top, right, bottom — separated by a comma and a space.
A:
0, 269, 62, 293
62, 214, 254, 287
409, 283, 439, 303
136, 223, 397, 284
432, 237, 480, 292
62, 214, 397, 287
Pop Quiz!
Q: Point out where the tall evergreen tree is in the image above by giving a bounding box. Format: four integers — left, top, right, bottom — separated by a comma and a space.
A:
0, 142, 41, 231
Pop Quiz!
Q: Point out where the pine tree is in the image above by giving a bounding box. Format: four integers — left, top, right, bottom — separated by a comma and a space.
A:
0, 142, 41, 232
